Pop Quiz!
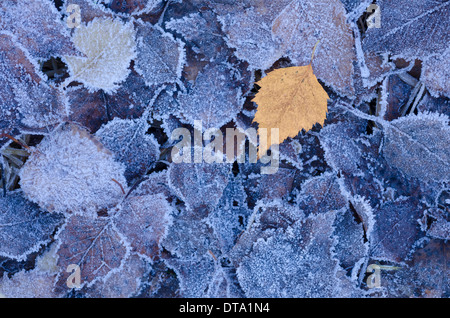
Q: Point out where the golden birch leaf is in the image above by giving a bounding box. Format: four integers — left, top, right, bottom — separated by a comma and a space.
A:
252, 64, 329, 149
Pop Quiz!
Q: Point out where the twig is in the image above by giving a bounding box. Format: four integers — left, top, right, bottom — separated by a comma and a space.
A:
112, 178, 126, 195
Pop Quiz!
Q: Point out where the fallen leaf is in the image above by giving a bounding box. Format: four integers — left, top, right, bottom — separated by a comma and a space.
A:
87, 253, 149, 298
0, 0, 80, 60
333, 209, 368, 275
382, 239, 449, 297
382, 112, 450, 183
177, 63, 245, 130
0, 191, 63, 261
370, 197, 424, 263
363, 0, 450, 61
0, 269, 59, 298
213, 0, 293, 70
296, 172, 347, 215
19, 123, 128, 216
168, 162, 231, 213
134, 21, 185, 87
0, 32, 68, 137
96, 117, 160, 183
114, 194, 173, 260
272, 0, 356, 96
64, 17, 136, 93
66, 69, 159, 133
252, 64, 329, 149
422, 47, 450, 98
236, 211, 350, 297
56, 214, 127, 288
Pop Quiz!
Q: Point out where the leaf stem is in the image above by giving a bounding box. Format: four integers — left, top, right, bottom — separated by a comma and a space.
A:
311, 40, 321, 64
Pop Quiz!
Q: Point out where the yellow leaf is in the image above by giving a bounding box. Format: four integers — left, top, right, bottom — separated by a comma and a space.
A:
252, 63, 329, 150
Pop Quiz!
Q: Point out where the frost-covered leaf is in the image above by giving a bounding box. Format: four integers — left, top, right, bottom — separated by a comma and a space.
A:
145, 260, 180, 297
213, 0, 294, 70
229, 200, 304, 266
114, 194, 172, 260
56, 214, 127, 288
132, 170, 173, 199
100, 0, 163, 15
177, 63, 244, 129
96, 117, 160, 182
64, 18, 136, 93
134, 21, 185, 87
62, 0, 113, 23
0, 269, 58, 298
166, 254, 244, 298
67, 69, 158, 133
297, 172, 347, 215
272, 0, 356, 95
162, 210, 221, 260
242, 167, 296, 204
166, 11, 226, 61
382, 113, 450, 183
422, 47, 450, 98
333, 209, 368, 274
208, 175, 252, 253
165, 254, 216, 298
382, 239, 449, 297
362, 0, 450, 60
418, 93, 450, 115
217, 6, 284, 71
19, 123, 128, 216
370, 197, 424, 263
87, 253, 149, 298
0, 191, 63, 261
420, 208, 450, 240
237, 211, 342, 297
0, 0, 79, 59
168, 162, 231, 212
0, 32, 68, 136
320, 122, 364, 175
161, 207, 226, 297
